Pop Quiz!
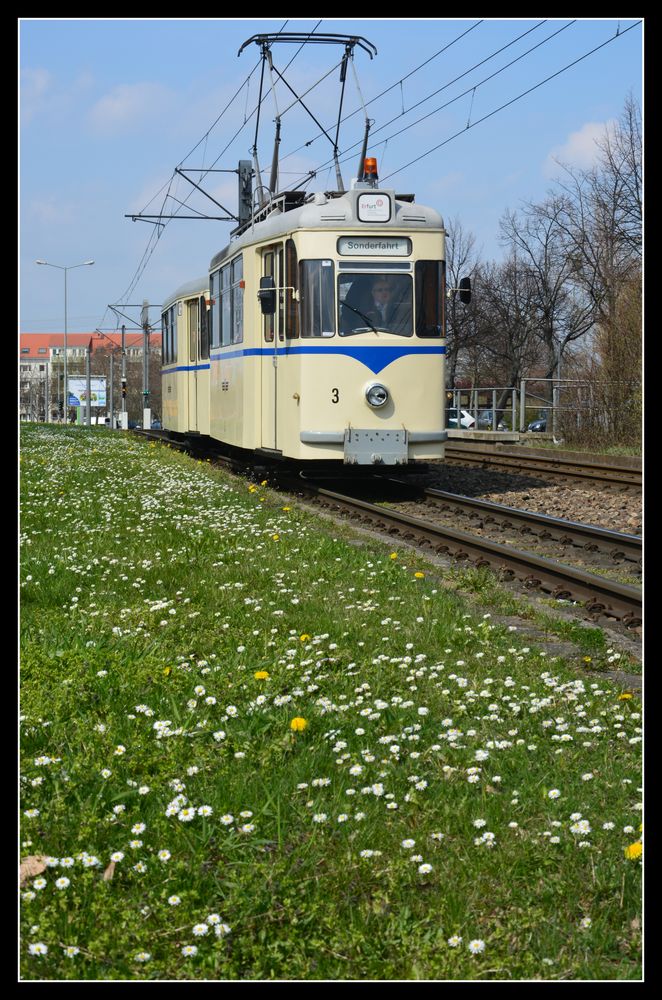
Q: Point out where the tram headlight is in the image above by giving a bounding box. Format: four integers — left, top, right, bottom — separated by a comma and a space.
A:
365, 382, 389, 408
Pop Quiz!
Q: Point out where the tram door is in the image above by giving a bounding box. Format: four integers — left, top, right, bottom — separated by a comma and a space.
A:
261, 245, 284, 450
187, 298, 199, 432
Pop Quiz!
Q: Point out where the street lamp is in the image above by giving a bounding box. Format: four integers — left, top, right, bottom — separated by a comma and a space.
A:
35, 259, 94, 422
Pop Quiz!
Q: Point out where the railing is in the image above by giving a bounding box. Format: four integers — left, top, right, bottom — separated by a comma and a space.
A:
448, 387, 518, 430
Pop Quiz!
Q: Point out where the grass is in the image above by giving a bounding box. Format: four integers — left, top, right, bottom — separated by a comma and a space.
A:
519, 437, 641, 459
20, 425, 642, 980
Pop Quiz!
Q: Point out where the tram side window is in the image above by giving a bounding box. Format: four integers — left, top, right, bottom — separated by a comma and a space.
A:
221, 265, 232, 347
286, 239, 299, 339
277, 247, 285, 342
162, 312, 169, 364
199, 295, 209, 359
299, 259, 334, 337
169, 305, 178, 362
263, 251, 275, 343
231, 257, 243, 344
210, 271, 220, 349
415, 261, 444, 338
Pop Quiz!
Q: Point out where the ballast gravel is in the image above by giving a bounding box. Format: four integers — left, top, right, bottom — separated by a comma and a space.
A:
421, 465, 642, 535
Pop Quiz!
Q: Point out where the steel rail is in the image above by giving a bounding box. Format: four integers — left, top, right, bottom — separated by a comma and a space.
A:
312, 487, 642, 626
443, 443, 642, 488
416, 486, 642, 562
133, 431, 641, 625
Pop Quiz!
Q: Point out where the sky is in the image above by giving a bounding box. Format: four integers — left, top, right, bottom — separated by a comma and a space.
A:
19, 17, 643, 335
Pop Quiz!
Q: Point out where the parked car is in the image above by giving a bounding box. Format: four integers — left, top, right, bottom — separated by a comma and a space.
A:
477, 409, 506, 430
151, 419, 162, 429
447, 407, 476, 429
527, 417, 547, 432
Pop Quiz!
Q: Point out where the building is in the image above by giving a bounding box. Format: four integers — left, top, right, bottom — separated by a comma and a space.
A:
19, 332, 162, 423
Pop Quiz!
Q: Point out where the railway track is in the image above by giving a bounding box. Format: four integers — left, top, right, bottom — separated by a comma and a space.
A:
410, 485, 641, 566
134, 430, 642, 628
298, 485, 642, 629
443, 441, 642, 490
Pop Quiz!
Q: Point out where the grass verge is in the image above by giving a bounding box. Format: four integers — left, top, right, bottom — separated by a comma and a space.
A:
20, 426, 642, 980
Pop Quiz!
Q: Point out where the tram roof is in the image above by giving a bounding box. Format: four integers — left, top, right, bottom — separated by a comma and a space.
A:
209, 188, 445, 271
161, 276, 208, 312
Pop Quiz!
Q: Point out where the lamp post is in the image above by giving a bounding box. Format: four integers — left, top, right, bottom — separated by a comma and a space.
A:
35, 259, 94, 422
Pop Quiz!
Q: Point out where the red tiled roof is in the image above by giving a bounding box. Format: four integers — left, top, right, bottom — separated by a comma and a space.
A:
20, 332, 161, 359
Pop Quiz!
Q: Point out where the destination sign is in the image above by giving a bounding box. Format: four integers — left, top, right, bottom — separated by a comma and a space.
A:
337, 236, 412, 257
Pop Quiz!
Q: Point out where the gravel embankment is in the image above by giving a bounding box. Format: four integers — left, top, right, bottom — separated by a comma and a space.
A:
420, 465, 642, 535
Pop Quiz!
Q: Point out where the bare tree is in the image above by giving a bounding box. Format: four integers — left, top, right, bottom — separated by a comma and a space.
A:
499, 197, 596, 387
444, 214, 481, 387
467, 255, 546, 407
549, 95, 642, 325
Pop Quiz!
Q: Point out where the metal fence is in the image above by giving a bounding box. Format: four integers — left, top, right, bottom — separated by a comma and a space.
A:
448, 380, 640, 437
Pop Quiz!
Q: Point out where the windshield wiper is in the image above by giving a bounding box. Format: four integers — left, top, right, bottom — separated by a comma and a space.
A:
339, 301, 412, 337
339, 302, 378, 336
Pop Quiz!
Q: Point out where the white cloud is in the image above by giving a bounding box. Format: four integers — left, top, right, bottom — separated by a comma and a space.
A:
27, 196, 75, 226
87, 82, 176, 135
544, 120, 615, 177
21, 68, 54, 124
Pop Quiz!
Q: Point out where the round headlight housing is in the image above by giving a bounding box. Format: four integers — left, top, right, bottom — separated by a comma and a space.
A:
365, 382, 389, 408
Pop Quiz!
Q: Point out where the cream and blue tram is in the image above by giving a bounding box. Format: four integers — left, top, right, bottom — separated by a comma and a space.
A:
164, 181, 448, 467
161, 277, 210, 437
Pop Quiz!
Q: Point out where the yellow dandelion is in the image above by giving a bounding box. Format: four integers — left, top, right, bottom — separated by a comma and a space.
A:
299, 634, 310, 642
389, 552, 398, 560
583, 656, 592, 663
272, 534, 280, 541
261, 480, 268, 486
290, 717, 308, 732
624, 841, 642, 861
282, 506, 291, 512
414, 571, 425, 579
254, 670, 270, 680
163, 667, 171, 677
618, 693, 633, 700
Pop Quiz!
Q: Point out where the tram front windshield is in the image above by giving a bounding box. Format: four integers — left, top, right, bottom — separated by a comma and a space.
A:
338, 272, 412, 337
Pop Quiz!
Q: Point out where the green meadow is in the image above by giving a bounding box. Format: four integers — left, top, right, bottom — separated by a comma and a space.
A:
20, 425, 642, 980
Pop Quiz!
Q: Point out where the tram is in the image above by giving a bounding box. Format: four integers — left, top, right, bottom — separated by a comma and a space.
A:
161, 159, 453, 469
160, 32, 469, 471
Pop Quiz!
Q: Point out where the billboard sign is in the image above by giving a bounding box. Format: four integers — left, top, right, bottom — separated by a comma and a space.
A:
68, 377, 107, 408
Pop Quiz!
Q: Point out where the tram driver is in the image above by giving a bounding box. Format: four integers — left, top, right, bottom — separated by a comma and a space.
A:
340, 274, 412, 335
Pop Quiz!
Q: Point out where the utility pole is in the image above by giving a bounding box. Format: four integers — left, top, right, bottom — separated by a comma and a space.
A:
120, 324, 128, 430
45, 359, 50, 423
109, 352, 114, 429
85, 340, 92, 426
141, 300, 152, 430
